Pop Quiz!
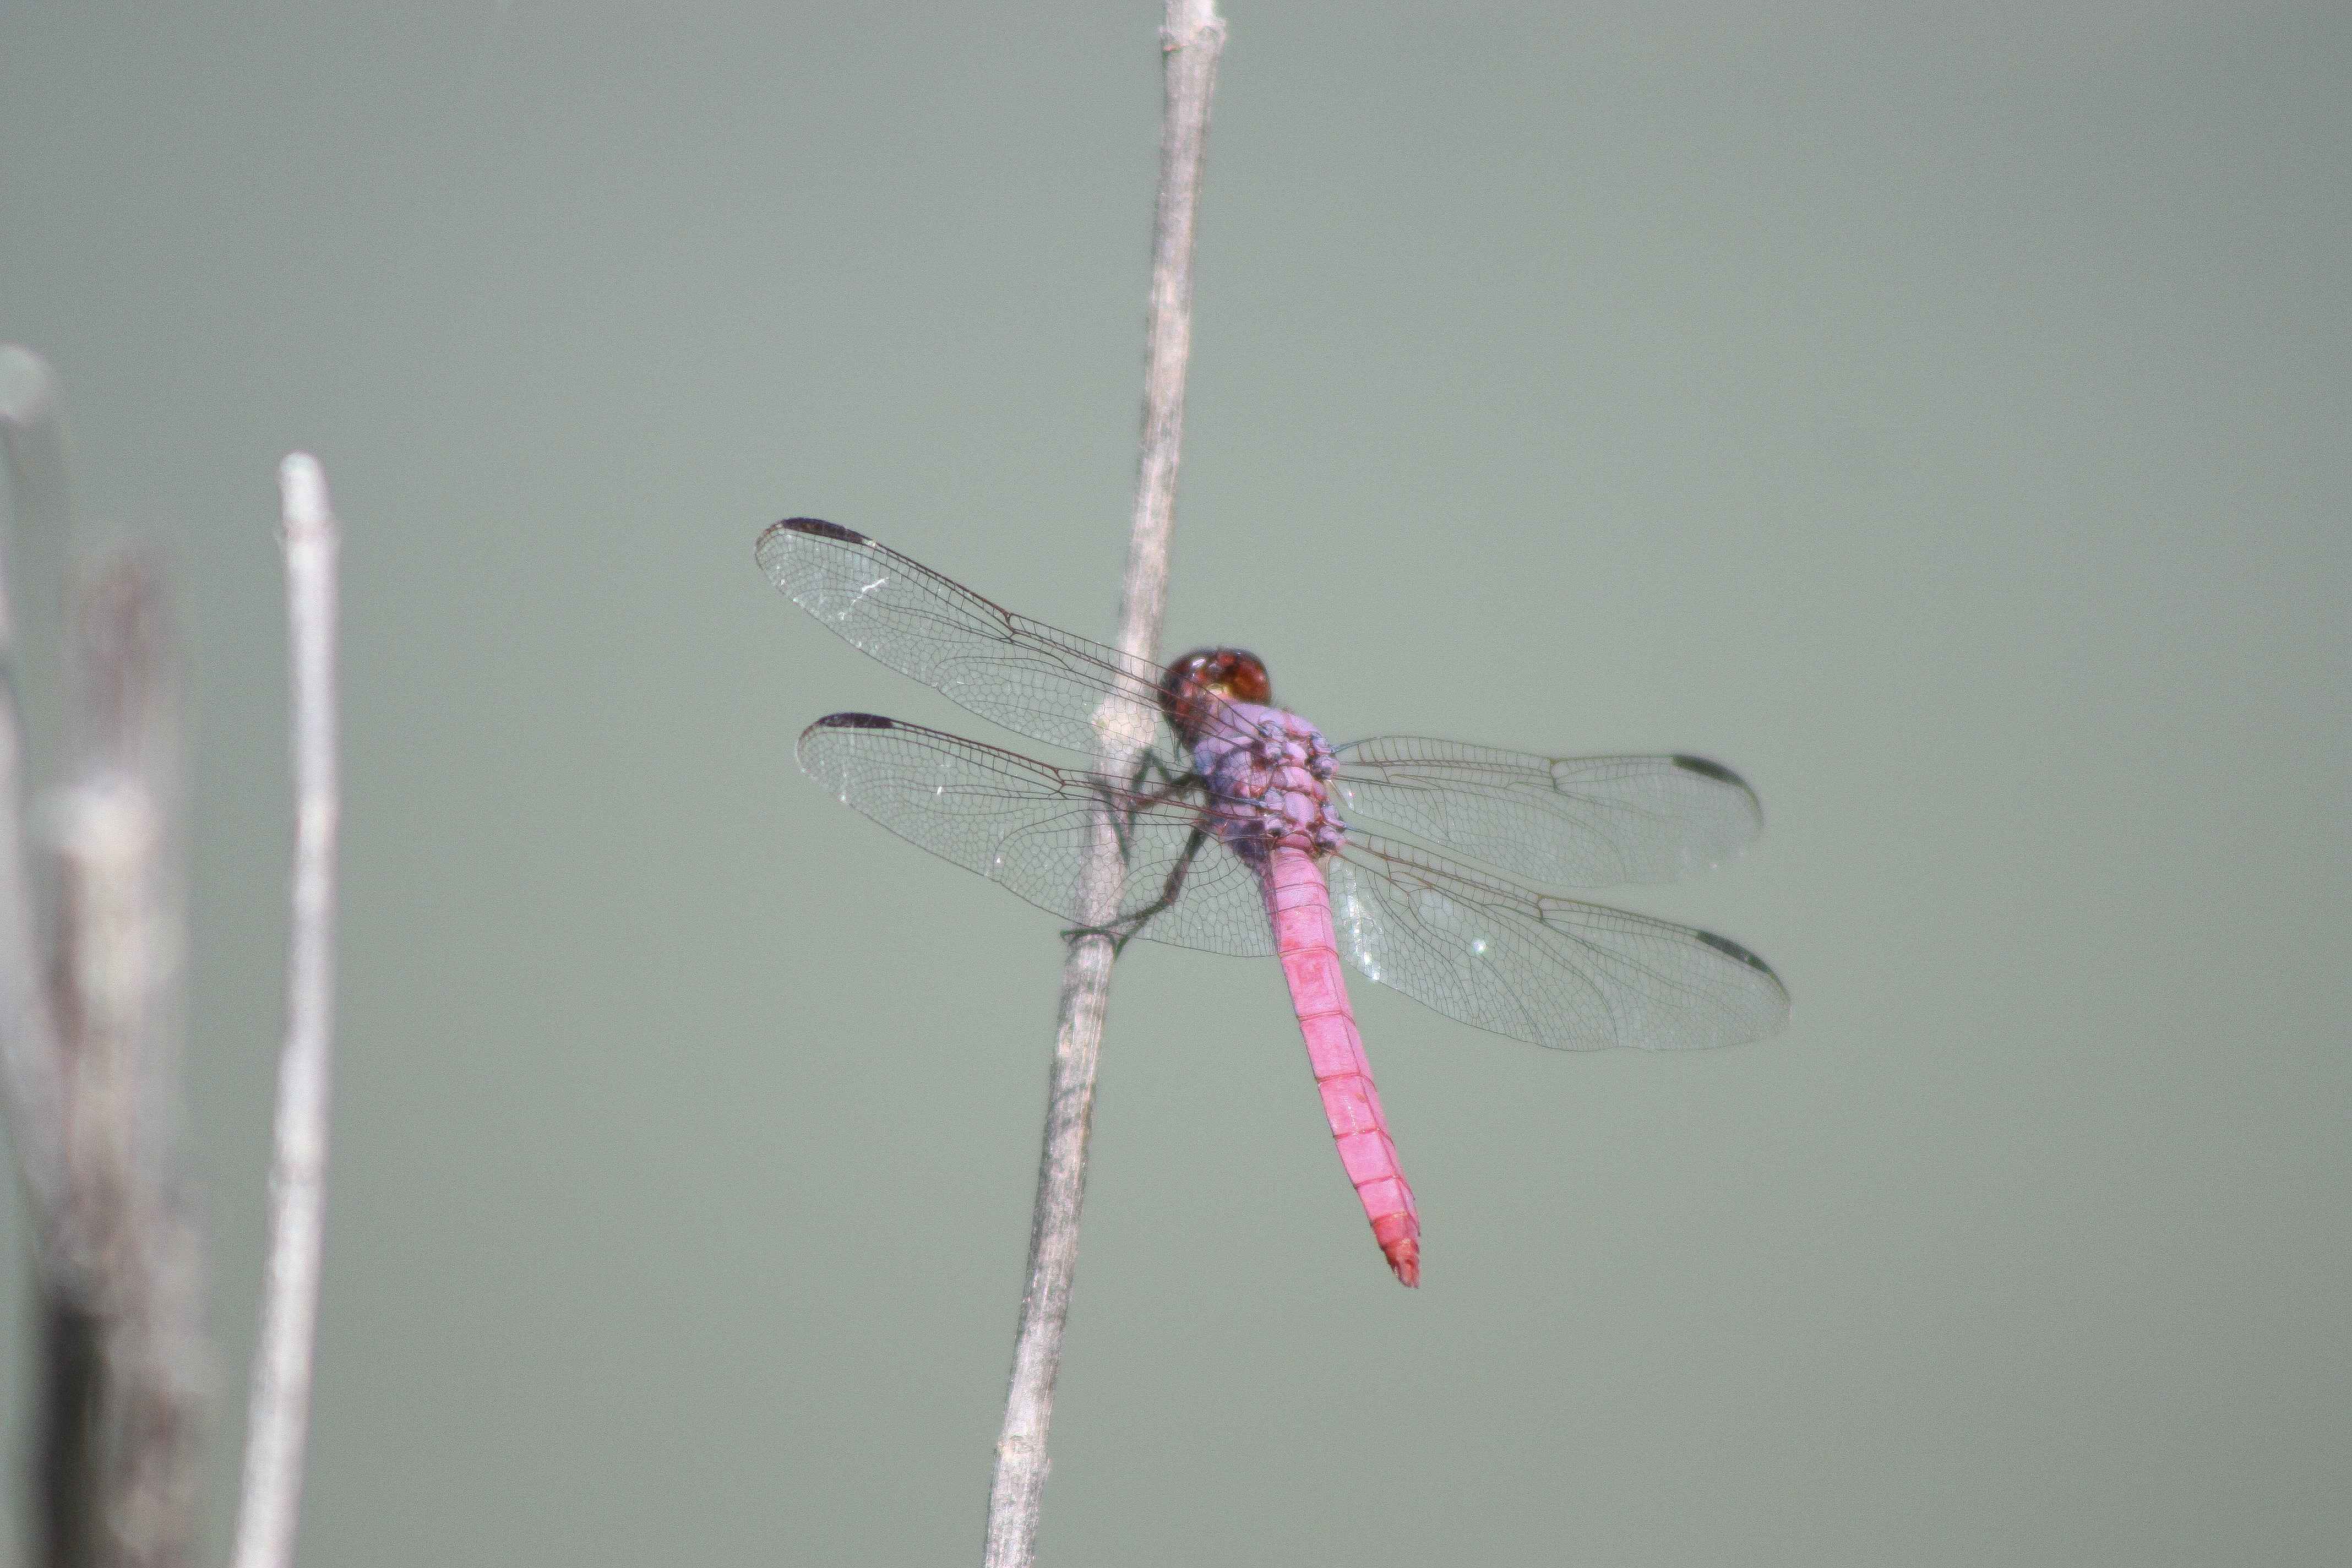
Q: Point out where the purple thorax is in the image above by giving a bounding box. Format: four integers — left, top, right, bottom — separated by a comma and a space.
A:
1186, 703, 1349, 864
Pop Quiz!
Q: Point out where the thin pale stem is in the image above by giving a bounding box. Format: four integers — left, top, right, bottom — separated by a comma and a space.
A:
0, 346, 71, 1230
230, 455, 341, 1568
982, 4, 1225, 1564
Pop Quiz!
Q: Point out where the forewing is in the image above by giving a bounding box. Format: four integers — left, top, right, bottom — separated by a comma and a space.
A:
1326, 834, 1788, 1050
797, 713, 1274, 956
759, 519, 1177, 756
1330, 737, 1763, 886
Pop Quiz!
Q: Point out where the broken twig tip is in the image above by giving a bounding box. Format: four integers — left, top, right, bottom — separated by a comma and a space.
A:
0, 344, 61, 429
278, 454, 330, 535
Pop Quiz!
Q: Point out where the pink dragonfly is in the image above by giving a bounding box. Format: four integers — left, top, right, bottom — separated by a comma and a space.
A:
760, 518, 1788, 1286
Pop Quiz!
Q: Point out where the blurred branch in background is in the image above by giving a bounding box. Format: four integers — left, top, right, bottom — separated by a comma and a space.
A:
48, 554, 205, 1568
0, 349, 342, 1568
981, 4, 1224, 1565
3, 342, 206, 1568
0, 347, 71, 1235
230, 458, 340, 1568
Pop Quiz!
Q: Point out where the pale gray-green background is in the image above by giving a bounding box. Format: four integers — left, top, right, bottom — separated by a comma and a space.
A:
3, 4, 2346, 1564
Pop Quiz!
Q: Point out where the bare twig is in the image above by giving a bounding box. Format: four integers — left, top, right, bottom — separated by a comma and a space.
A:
230, 455, 341, 1568
50, 555, 205, 1568
0, 347, 75, 578
0, 345, 72, 1229
0, 347, 156, 1568
982, 4, 1225, 1564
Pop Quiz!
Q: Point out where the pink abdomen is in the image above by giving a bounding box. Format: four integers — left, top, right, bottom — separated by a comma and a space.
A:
1262, 843, 1421, 1286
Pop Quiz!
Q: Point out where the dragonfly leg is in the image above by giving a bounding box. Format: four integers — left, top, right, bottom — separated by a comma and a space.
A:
1096, 767, 1205, 862
1063, 824, 1210, 957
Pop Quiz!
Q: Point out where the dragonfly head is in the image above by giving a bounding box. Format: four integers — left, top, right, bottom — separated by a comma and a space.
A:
1158, 647, 1272, 745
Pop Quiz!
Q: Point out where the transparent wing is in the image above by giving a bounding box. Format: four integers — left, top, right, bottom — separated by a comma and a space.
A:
760, 518, 1183, 758
796, 713, 1275, 956
1330, 738, 1763, 886
1327, 834, 1788, 1050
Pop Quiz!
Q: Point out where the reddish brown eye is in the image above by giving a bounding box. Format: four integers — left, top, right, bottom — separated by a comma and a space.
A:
1158, 647, 1276, 744
1217, 651, 1272, 705
1156, 651, 1212, 732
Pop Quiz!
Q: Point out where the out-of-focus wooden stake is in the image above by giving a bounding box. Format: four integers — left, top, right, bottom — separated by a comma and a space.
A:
6, 346, 207, 1568
230, 455, 340, 1568
50, 553, 205, 1568
0, 346, 71, 1231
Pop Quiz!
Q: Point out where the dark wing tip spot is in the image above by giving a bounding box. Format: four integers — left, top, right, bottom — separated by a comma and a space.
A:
811, 711, 896, 731
1672, 754, 1749, 790
1694, 928, 1779, 980
767, 516, 869, 546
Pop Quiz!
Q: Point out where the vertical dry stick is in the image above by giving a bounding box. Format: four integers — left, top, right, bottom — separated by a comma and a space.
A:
4, 351, 207, 1568
0, 346, 71, 1226
53, 556, 205, 1568
982, 4, 1225, 1565
230, 456, 341, 1568
0, 346, 102, 1568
